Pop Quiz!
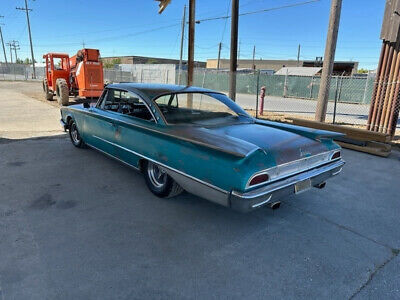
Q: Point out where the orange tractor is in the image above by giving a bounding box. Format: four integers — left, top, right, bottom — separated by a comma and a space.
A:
42, 49, 104, 106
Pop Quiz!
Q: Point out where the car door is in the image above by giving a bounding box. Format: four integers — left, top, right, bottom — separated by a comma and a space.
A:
83, 88, 120, 157
111, 91, 160, 168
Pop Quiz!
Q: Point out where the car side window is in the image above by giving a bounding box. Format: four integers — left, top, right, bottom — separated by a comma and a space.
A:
100, 89, 154, 122
96, 89, 108, 108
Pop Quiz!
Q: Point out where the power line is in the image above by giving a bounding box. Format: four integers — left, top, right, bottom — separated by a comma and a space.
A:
220, 0, 231, 43
195, 0, 320, 23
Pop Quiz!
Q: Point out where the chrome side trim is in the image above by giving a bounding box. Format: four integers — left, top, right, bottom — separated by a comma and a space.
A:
86, 142, 140, 171
165, 168, 229, 206
92, 135, 228, 195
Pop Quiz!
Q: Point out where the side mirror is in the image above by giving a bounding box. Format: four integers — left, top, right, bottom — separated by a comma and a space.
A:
83, 102, 90, 109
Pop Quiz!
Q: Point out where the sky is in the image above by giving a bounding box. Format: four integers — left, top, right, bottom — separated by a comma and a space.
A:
0, 0, 385, 69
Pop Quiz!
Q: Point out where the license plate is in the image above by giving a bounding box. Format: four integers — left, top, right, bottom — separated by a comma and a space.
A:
295, 179, 311, 194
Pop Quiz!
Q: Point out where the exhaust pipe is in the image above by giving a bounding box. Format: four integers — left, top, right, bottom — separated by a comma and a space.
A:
315, 182, 326, 189
269, 201, 281, 210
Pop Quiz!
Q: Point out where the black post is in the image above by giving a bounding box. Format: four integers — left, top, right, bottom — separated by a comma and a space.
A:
332, 76, 339, 124
229, 0, 239, 101
255, 70, 260, 119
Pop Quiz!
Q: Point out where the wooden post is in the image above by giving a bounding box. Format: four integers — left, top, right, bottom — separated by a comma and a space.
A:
315, 0, 342, 122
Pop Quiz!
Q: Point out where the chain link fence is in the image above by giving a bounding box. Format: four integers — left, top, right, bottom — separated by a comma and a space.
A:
178, 69, 377, 128
0, 64, 44, 81
1, 63, 398, 135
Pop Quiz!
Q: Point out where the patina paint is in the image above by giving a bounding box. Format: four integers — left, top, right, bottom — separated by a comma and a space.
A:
61, 83, 342, 194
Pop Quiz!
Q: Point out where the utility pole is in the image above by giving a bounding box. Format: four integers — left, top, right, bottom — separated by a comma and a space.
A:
187, 0, 195, 89
11, 40, 20, 63
0, 23, 8, 65
217, 42, 222, 70
297, 44, 301, 66
0, 25, 6, 64
6, 42, 13, 64
0, 17, 7, 65
315, 0, 342, 122
178, 4, 186, 85
252, 45, 256, 70
17, 0, 36, 79
229, 0, 239, 101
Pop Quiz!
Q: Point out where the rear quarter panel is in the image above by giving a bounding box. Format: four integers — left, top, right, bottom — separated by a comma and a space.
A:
113, 115, 259, 193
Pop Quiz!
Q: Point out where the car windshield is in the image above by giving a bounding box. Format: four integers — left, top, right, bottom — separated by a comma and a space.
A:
154, 92, 251, 125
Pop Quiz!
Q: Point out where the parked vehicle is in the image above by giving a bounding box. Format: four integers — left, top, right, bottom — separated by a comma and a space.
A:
60, 83, 345, 212
43, 49, 104, 106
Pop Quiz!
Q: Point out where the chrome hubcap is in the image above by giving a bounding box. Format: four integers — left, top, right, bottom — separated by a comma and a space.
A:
148, 162, 167, 188
70, 123, 80, 144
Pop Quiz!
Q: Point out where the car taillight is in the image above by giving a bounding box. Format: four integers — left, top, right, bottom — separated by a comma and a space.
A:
248, 173, 269, 187
331, 151, 341, 160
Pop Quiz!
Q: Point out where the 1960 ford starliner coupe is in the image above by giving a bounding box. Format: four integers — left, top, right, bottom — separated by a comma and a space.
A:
60, 83, 345, 212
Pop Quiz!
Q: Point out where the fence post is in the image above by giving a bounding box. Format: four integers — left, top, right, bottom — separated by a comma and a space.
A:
201, 69, 206, 88
333, 76, 339, 124
362, 75, 369, 104
333, 72, 345, 124
255, 70, 260, 119
309, 76, 314, 98
283, 69, 288, 97
165, 70, 169, 84
140, 69, 143, 83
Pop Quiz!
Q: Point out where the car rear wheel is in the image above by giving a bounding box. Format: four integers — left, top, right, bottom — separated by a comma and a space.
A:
68, 119, 85, 148
143, 161, 183, 198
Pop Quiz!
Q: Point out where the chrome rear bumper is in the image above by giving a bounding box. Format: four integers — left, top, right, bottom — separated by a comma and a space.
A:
229, 159, 345, 212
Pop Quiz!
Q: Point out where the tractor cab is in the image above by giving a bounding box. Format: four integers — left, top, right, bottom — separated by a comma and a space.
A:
43, 53, 70, 93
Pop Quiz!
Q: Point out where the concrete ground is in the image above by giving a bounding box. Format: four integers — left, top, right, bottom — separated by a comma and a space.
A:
0, 81, 400, 299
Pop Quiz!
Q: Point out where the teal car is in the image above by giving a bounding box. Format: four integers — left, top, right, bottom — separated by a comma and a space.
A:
60, 83, 345, 212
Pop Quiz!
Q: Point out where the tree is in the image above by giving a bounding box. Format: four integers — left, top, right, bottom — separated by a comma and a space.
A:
147, 58, 158, 64
357, 68, 368, 74
103, 58, 122, 69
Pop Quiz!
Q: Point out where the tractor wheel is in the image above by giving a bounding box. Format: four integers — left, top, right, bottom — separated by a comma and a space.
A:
42, 79, 53, 101
56, 78, 69, 106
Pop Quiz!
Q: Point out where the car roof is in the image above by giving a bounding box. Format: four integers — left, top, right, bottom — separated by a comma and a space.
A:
105, 83, 223, 100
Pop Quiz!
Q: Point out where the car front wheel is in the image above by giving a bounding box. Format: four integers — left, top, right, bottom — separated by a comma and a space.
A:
143, 161, 183, 198
68, 119, 85, 148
